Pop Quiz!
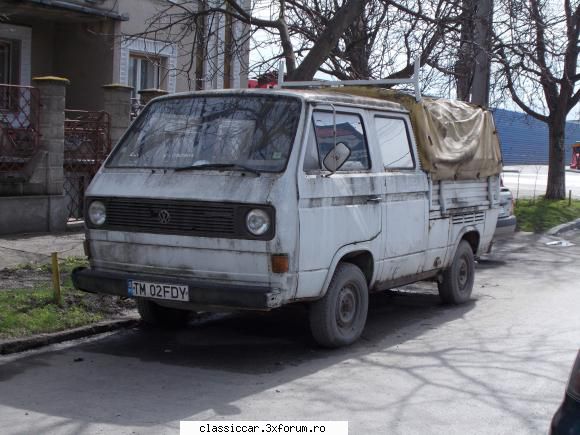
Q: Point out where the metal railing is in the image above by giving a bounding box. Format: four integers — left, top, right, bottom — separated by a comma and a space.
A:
64, 110, 111, 218
0, 84, 41, 173
276, 56, 423, 102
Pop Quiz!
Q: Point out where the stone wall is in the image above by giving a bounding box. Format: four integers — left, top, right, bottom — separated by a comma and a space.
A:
0, 80, 133, 235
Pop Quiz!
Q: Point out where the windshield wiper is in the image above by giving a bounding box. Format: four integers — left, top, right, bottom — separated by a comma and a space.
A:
174, 163, 261, 176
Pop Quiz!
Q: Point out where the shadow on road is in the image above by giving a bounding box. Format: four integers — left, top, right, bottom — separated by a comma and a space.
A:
0, 288, 473, 429
2, 231, 578, 433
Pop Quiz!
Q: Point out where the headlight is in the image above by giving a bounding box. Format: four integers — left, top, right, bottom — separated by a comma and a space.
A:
88, 201, 107, 226
246, 209, 270, 236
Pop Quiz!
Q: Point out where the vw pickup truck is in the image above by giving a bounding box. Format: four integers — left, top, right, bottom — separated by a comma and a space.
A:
73, 87, 502, 347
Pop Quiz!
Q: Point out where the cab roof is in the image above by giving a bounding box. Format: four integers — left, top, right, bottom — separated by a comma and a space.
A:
155, 88, 409, 114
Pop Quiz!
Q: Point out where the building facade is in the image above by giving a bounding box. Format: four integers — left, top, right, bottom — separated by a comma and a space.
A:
0, 0, 249, 234
0, 0, 249, 111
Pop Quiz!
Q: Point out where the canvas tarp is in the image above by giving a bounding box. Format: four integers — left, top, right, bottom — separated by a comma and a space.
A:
322, 88, 503, 181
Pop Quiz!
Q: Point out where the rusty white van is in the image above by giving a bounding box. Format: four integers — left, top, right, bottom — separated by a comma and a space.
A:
72, 85, 502, 347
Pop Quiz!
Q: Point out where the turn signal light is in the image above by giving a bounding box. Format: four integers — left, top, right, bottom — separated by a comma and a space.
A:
271, 254, 289, 273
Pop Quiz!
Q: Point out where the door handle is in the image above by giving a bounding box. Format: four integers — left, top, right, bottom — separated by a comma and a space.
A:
367, 196, 381, 203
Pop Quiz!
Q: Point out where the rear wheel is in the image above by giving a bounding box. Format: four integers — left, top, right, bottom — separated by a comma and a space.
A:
438, 240, 475, 304
309, 263, 369, 348
136, 298, 192, 328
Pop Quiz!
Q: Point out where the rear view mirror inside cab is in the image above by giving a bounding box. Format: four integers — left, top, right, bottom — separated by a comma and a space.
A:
323, 142, 351, 172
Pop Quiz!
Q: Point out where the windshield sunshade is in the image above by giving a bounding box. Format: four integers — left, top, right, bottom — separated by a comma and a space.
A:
106, 94, 302, 172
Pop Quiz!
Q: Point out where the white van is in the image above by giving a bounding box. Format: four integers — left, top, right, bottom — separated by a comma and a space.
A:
72, 87, 501, 347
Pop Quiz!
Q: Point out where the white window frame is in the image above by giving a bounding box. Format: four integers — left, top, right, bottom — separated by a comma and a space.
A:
0, 23, 31, 86
128, 54, 162, 98
120, 37, 177, 93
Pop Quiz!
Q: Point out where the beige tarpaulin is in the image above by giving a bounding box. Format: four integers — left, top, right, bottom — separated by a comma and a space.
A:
322, 88, 503, 181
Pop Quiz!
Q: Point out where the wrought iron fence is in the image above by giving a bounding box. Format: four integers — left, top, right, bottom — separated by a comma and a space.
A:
0, 84, 41, 173
64, 110, 111, 219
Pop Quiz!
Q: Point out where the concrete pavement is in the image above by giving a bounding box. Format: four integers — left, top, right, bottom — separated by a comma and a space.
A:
0, 230, 578, 435
0, 230, 84, 270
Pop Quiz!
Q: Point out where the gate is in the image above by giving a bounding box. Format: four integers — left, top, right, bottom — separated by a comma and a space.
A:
64, 110, 111, 219
0, 84, 41, 174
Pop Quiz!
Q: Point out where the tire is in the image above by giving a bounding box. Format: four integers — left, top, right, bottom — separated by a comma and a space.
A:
438, 240, 475, 304
136, 298, 192, 328
309, 262, 369, 348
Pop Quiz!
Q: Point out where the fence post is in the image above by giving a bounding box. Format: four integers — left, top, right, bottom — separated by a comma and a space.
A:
138, 88, 169, 106
32, 76, 69, 196
51, 252, 62, 305
102, 84, 133, 148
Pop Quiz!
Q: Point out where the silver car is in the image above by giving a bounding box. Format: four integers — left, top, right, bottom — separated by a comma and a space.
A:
494, 185, 517, 238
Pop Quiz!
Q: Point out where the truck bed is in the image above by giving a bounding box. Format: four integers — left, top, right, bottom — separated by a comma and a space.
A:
429, 176, 500, 219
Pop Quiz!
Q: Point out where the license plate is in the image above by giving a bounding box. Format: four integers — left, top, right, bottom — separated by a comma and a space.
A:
128, 280, 189, 301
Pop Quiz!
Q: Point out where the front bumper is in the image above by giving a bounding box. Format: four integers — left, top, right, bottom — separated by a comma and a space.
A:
72, 267, 284, 310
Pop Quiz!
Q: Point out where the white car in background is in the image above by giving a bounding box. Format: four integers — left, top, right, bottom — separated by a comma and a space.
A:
494, 184, 517, 238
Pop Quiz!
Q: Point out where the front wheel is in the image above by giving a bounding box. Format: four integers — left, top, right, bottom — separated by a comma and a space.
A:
309, 263, 369, 348
438, 240, 475, 304
136, 298, 192, 328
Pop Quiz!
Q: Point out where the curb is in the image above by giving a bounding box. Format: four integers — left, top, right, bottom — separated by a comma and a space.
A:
546, 218, 580, 236
0, 318, 139, 355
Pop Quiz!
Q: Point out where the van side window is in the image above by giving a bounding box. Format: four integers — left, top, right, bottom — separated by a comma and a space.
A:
312, 111, 370, 171
374, 116, 414, 169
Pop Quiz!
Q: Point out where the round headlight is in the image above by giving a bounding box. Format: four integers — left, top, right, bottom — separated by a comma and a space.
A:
246, 209, 270, 236
88, 200, 107, 226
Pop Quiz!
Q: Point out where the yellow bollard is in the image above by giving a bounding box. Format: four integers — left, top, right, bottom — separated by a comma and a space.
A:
51, 252, 62, 305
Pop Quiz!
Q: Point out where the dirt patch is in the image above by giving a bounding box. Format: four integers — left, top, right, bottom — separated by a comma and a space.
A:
0, 266, 136, 322
0, 268, 54, 290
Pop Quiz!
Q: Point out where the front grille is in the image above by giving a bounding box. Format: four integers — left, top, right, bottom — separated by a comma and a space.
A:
86, 197, 274, 240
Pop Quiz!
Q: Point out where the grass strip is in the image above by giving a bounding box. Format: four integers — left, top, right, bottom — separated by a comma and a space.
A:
0, 257, 133, 340
515, 198, 580, 233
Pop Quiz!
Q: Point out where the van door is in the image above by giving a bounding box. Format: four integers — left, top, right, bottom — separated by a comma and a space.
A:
371, 113, 429, 282
295, 106, 382, 298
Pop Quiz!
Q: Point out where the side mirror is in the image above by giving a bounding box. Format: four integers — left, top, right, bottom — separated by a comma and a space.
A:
323, 142, 351, 172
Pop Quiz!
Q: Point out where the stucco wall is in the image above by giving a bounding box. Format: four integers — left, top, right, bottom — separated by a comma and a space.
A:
115, 0, 195, 93
53, 20, 115, 110
115, 0, 249, 92
29, 20, 56, 79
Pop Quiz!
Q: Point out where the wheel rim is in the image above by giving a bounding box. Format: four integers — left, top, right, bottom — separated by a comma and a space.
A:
457, 255, 470, 292
336, 284, 358, 328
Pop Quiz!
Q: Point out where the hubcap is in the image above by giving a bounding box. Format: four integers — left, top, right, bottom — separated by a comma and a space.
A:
457, 256, 469, 291
336, 285, 357, 328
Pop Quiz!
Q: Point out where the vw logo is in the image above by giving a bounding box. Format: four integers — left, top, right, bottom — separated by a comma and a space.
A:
158, 209, 171, 224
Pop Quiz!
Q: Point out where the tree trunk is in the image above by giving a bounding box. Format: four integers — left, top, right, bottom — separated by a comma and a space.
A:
471, 0, 493, 106
545, 117, 567, 199
288, 0, 366, 81
345, 16, 371, 79
455, 0, 475, 101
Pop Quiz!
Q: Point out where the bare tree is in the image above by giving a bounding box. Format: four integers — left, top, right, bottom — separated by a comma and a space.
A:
493, 0, 580, 199
126, 0, 472, 95
288, 0, 463, 83
126, 0, 371, 84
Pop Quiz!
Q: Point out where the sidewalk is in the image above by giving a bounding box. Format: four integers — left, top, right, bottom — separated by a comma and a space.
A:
0, 227, 85, 270
502, 165, 580, 199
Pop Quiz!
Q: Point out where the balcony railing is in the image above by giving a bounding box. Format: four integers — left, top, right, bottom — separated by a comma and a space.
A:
0, 84, 41, 174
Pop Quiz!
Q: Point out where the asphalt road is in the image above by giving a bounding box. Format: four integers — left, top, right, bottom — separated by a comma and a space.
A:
1, 231, 579, 435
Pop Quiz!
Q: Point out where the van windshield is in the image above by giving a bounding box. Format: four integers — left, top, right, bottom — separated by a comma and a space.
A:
106, 94, 302, 172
